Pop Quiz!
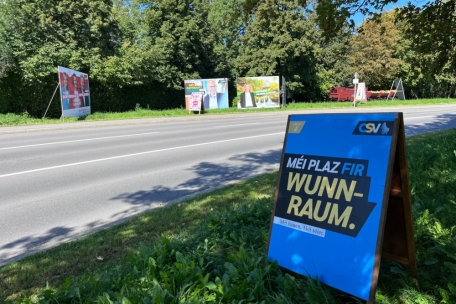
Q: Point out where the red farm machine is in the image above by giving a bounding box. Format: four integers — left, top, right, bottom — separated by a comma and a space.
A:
329, 86, 396, 102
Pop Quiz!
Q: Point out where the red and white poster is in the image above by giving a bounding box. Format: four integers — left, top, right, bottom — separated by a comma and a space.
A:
189, 93, 202, 111
58, 66, 91, 117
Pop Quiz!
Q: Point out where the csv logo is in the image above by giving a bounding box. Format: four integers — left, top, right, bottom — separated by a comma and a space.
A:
352, 121, 394, 136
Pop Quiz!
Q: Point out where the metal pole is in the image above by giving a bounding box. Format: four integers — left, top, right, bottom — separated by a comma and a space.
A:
387, 79, 395, 101
43, 83, 60, 119
353, 72, 359, 108
401, 79, 406, 101
353, 83, 357, 107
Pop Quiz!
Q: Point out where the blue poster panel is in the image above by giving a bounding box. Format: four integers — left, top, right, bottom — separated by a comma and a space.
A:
184, 78, 229, 110
268, 113, 399, 301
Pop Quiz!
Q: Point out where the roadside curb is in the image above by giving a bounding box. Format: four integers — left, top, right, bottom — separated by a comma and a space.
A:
0, 105, 451, 135
0, 112, 287, 135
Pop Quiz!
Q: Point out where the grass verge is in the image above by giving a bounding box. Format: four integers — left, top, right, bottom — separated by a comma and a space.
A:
1, 98, 456, 126
1, 128, 455, 303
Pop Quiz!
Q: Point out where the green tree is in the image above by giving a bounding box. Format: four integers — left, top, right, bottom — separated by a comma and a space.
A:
314, 0, 456, 98
236, 0, 321, 100
207, 0, 244, 78
314, 25, 353, 99
0, 0, 119, 116
1, 0, 117, 81
397, 1, 456, 97
0, 0, 220, 115
348, 10, 403, 90
144, 0, 217, 84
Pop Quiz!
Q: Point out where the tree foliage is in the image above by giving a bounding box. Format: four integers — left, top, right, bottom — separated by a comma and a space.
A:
315, 24, 352, 94
397, 0, 456, 97
348, 10, 403, 90
1, 0, 117, 80
0, 0, 455, 116
0, 0, 118, 115
315, 0, 456, 97
236, 0, 320, 97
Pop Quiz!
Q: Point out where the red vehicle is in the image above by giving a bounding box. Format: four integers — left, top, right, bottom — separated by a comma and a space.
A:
368, 90, 395, 100
329, 87, 395, 101
329, 87, 357, 101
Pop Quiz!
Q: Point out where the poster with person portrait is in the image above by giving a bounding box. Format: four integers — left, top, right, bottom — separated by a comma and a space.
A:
184, 78, 229, 110
58, 66, 91, 118
236, 76, 280, 109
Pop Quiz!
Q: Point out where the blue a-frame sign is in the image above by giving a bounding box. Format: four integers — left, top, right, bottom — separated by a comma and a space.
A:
267, 113, 417, 303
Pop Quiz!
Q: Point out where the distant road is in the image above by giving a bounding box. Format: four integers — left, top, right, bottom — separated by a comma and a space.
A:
1, 104, 456, 266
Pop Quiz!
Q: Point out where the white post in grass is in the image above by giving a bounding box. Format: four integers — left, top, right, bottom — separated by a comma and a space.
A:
353, 72, 359, 108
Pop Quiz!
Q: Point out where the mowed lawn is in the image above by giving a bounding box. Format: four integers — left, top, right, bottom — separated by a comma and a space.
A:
1, 98, 456, 126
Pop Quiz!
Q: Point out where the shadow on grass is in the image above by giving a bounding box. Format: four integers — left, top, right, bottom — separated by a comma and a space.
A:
0, 227, 74, 266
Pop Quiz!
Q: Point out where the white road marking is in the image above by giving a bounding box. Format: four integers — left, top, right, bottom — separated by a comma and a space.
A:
404, 115, 438, 120
0, 132, 284, 178
0, 132, 160, 150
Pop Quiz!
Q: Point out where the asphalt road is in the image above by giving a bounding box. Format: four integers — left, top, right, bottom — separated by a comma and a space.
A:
1, 104, 456, 266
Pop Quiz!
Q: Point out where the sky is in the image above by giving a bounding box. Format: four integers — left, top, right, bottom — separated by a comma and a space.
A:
352, 0, 426, 26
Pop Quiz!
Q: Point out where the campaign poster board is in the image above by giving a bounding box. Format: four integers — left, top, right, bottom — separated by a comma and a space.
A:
188, 93, 202, 113
267, 113, 416, 303
393, 78, 406, 100
58, 66, 91, 118
236, 76, 280, 109
184, 78, 229, 110
355, 82, 367, 102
